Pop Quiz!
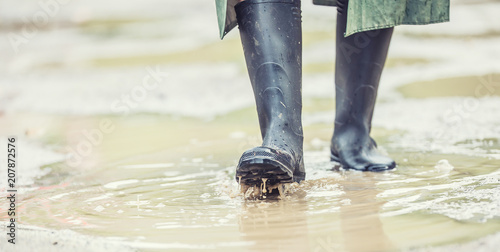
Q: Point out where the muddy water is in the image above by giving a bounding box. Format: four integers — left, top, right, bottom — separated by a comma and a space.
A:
8, 112, 499, 252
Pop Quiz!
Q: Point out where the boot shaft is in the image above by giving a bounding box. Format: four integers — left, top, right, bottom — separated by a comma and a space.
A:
236, 0, 303, 140
334, 0, 393, 131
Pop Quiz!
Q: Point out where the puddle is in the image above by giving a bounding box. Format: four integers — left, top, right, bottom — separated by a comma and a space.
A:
1, 113, 498, 252
398, 73, 500, 98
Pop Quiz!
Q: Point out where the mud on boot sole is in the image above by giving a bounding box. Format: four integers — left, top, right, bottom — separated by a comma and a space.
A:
236, 147, 299, 186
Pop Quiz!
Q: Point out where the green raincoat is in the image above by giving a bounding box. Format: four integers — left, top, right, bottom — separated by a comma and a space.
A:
215, 0, 450, 39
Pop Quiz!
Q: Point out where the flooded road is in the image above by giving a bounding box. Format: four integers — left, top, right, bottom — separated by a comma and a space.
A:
1, 0, 500, 251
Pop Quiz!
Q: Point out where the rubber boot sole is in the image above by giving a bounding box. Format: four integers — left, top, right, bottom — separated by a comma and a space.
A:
236, 147, 303, 186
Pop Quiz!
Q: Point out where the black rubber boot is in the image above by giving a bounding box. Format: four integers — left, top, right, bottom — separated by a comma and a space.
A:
331, 0, 396, 171
235, 0, 305, 186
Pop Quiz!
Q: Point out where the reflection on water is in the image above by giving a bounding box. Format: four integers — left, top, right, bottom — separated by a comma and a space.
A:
239, 197, 310, 251
340, 173, 394, 252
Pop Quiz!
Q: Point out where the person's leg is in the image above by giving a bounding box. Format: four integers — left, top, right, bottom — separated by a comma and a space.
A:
331, 0, 396, 171
235, 0, 305, 186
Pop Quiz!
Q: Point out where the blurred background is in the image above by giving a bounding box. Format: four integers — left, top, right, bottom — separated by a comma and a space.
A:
1, 0, 500, 251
